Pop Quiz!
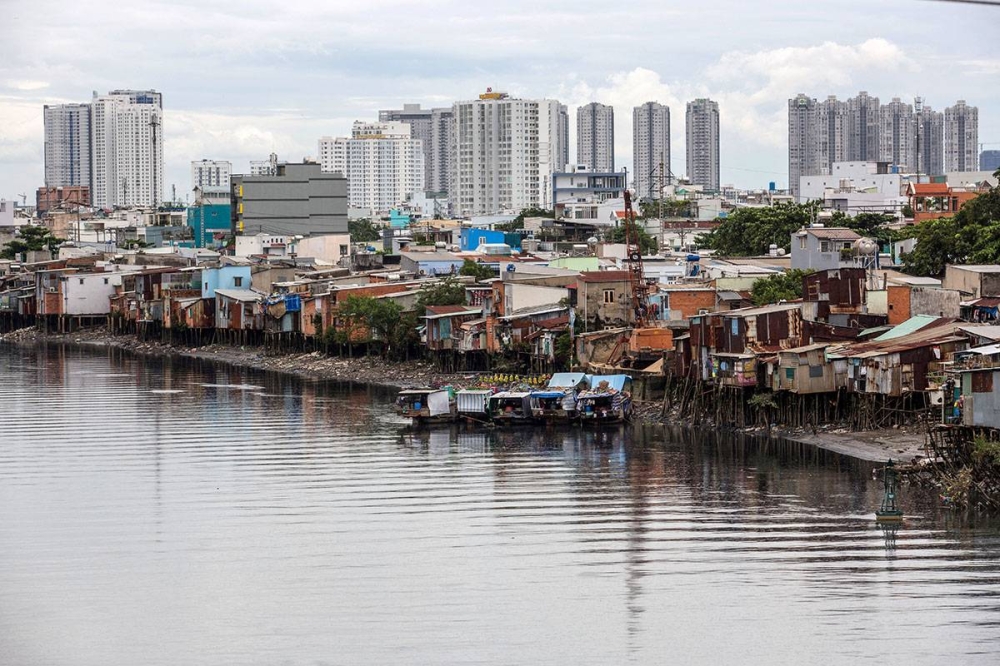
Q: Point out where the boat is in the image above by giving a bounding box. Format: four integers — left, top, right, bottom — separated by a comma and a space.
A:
394, 387, 456, 424
530, 372, 589, 423
456, 388, 493, 423
487, 391, 533, 425
577, 375, 633, 424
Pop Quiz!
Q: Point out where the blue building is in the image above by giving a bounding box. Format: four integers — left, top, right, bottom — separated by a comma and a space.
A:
187, 203, 231, 248
460, 228, 522, 252
201, 265, 252, 299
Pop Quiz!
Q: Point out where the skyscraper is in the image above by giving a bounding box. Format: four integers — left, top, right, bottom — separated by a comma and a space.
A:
90, 89, 163, 208
576, 102, 614, 172
944, 100, 979, 172
847, 91, 880, 162
685, 98, 720, 191
318, 121, 425, 213
632, 102, 670, 200
815, 96, 849, 174
43, 103, 92, 188
451, 90, 569, 217
379, 103, 454, 195
191, 159, 231, 190
878, 98, 915, 171
914, 99, 944, 177
788, 94, 817, 200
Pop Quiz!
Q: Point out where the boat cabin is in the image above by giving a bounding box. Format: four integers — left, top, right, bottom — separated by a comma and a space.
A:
395, 388, 455, 423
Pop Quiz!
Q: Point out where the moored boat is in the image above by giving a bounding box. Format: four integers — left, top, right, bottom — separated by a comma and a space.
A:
456, 388, 493, 424
487, 391, 533, 425
529, 372, 589, 423
395, 388, 457, 424
577, 375, 633, 424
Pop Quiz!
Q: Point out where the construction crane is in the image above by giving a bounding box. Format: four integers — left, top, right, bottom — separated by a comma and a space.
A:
622, 189, 650, 329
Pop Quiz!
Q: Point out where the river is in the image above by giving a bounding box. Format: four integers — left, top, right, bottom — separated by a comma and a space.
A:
2, 343, 1000, 665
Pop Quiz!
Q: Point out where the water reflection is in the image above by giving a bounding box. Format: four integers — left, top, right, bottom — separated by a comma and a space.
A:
2, 343, 1000, 665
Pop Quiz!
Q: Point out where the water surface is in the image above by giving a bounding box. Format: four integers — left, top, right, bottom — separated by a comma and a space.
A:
2, 344, 999, 665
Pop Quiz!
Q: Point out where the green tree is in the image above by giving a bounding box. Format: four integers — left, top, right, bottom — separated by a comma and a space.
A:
458, 259, 496, 281
697, 202, 819, 256
604, 222, 658, 255
1, 225, 64, 260
416, 276, 467, 309
750, 269, 811, 306
497, 206, 554, 231
338, 295, 406, 357
637, 198, 691, 219
348, 218, 382, 243
900, 171, 1000, 276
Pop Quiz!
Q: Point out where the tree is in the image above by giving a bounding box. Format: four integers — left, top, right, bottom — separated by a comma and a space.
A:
416, 276, 467, 309
900, 172, 1000, 276
697, 202, 819, 256
348, 218, 382, 243
750, 269, 811, 306
0, 225, 64, 260
496, 206, 554, 231
637, 198, 691, 219
458, 259, 496, 281
337, 295, 405, 357
604, 222, 658, 255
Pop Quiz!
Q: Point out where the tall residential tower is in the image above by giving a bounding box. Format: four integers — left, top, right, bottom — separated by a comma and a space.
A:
632, 101, 671, 200
685, 98, 720, 191
90, 89, 164, 208
945, 100, 979, 172
576, 102, 614, 172
43, 103, 92, 188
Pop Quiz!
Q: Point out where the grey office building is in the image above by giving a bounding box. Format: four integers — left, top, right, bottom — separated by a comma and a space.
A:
232, 163, 347, 237
379, 103, 454, 195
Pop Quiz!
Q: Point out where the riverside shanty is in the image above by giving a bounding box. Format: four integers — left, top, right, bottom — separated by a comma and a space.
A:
5, 218, 1000, 438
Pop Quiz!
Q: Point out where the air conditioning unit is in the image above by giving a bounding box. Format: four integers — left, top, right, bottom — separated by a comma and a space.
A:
698, 308, 709, 315
48, 287, 57, 293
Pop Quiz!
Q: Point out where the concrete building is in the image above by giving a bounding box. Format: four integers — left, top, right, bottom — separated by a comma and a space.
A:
379, 104, 454, 195
942, 265, 1000, 299
914, 99, 944, 177
982, 150, 1000, 172
816, 96, 849, 175
633, 102, 671, 200
250, 153, 281, 176
576, 102, 614, 173
191, 160, 231, 191
187, 203, 231, 248
788, 94, 817, 200
685, 98, 720, 192
878, 98, 914, 171
945, 100, 979, 173
90, 89, 164, 208
231, 162, 347, 238
318, 121, 425, 214
451, 89, 569, 217
798, 161, 905, 212
43, 103, 92, 188
791, 227, 861, 271
847, 91, 880, 162
36, 186, 90, 216
552, 165, 626, 221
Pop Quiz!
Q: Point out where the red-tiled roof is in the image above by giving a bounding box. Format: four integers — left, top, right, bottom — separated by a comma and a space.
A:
911, 183, 951, 195
804, 228, 861, 240
578, 270, 631, 283
425, 305, 473, 315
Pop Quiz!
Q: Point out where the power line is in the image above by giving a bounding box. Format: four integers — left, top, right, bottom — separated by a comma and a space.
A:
921, 0, 1000, 5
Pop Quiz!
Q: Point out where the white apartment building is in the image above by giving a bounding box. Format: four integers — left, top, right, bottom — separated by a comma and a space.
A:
451, 90, 569, 217
43, 103, 92, 188
632, 102, 671, 200
685, 98, 720, 192
945, 100, 979, 173
798, 161, 905, 212
318, 121, 425, 213
90, 89, 163, 208
191, 159, 232, 191
576, 102, 614, 173
379, 104, 455, 195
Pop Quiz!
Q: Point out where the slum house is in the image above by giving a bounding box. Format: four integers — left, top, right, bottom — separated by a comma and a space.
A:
35, 267, 130, 333
215, 289, 264, 344
953, 344, 1000, 430
799, 267, 888, 340
490, 303, 570, 360
886, 283, 962, 325
698, 302, 804, 388
108, 267, 178, 338
960, 297, 1000, 324
942, 265, 1000, 300
162, 267, 216, 344
576, 270, 633, 330
423, 305, 485, 370
0, 269, 37, 332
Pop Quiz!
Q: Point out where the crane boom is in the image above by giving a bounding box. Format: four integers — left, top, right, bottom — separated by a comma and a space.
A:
622, 190, 650, 328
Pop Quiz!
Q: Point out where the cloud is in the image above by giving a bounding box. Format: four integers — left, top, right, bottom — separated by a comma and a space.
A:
5, 80, 50, 91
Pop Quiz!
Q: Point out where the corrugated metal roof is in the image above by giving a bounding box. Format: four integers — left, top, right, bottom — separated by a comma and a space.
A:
802, 227, 861, 240
874, 315, 945, 340
215, 289, 262, 302
958, 325, 1000, 341
578, 270, 631, 283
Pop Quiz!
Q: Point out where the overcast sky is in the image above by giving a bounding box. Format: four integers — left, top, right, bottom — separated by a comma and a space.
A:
1, 0, 998, 203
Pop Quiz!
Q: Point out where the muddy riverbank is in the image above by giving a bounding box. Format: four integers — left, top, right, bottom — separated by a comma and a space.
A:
2, 326, 929, 464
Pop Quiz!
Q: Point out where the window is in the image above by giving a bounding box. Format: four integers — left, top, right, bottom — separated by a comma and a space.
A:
233, 277, 243, 287
820, 241, 830, 252
603, 289, 615, 304
103, 278, 109, 285
340, 245, 349, 257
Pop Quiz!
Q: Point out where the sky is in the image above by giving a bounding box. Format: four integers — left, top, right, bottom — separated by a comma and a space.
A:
1, 0, 998, 204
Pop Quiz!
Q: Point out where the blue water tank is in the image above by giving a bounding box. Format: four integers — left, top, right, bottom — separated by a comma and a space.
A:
768, 181, 776, 192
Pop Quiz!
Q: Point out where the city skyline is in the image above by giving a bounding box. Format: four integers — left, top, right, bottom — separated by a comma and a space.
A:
1, 0, 998, 203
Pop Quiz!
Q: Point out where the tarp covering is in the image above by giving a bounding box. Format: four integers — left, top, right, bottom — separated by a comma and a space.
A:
457, 389, 492, 413
547, 372, 588, 389
585, 374, 631, 392
427, 390, 452, 416
530, 391, 567, 399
